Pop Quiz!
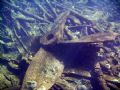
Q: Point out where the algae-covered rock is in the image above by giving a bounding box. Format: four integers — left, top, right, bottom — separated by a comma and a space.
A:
0, 52, 19, 61
0, 73, 11, 90
0, 65, 19, 90
8, 61, 19, 69
82, 9, 107, 21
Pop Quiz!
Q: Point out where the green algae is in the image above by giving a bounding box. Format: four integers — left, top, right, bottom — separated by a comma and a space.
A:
0, 65, 19, 89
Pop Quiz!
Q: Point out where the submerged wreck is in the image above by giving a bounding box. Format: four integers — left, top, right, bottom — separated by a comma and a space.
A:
2, 1, 120, 89
19, 11, 120, 90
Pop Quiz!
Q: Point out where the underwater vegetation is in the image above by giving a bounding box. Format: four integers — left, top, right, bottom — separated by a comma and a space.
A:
0, 0, 120, 90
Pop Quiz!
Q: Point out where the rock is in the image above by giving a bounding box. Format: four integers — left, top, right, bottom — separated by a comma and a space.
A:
8, 61, 19, 69
0, 65, 19, 90
26, 80, 37, 89
105, 64, 111, 69
76, 84, 88, 90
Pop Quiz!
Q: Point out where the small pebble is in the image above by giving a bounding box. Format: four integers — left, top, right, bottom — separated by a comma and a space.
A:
105, 63, 111, 69
27, 80, 37, 88
118, 72, 120, 78
76, 85, 88, 90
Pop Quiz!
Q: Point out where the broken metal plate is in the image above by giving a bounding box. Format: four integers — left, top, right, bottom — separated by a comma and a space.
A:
40, 11, 70, 45
21, 48, 64, 90
39, 10, 119, 45
58, 32, 119, 44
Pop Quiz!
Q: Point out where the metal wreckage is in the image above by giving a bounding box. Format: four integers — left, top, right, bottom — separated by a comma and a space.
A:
6, 11, 119, 90
2, 2, 120, 90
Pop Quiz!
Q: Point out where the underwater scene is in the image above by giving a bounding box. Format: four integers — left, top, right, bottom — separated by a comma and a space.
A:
0, 0, 120, 90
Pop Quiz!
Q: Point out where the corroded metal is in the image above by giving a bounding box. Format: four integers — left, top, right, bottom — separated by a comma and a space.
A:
21, 10, 120, 90
94, 62, 110, 90
58, 32, 119, 44
1, 0, 120, 90
21, 48, 64, 90
63, 68, 91, 78
40, 11, 70, 45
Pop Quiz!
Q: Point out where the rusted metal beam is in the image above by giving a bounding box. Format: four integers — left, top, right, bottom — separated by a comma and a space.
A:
58, 32, 119, 44
40, 11, 70, 45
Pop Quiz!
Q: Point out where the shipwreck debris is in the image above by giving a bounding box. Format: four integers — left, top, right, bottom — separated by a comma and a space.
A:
40, 10, 70, 45
21, 10, 120, 90
21, 48, 64, 90
1, 0, 120, 90
58, 32, 119, 44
